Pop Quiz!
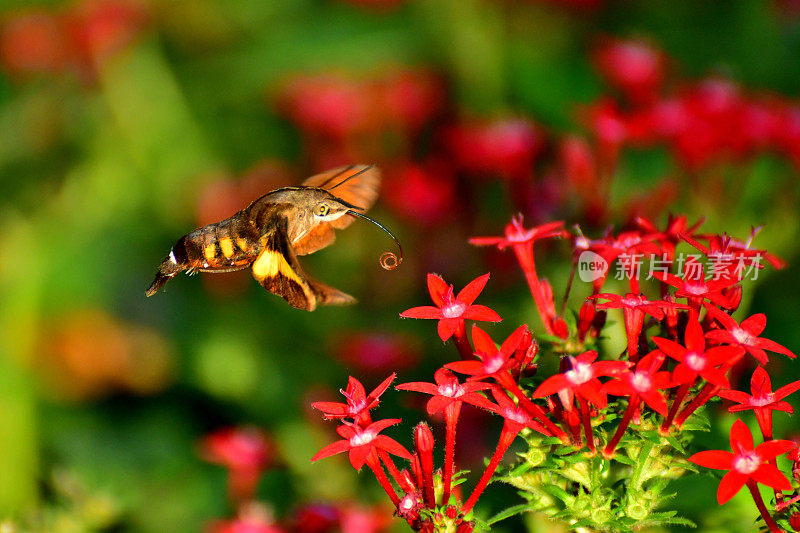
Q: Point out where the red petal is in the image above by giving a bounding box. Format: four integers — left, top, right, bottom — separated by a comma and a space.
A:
750, 366, 771, 393
689, 450, 734, 470
456, 273, 491, 306
533, 375, 569, 398
312, 439, 351, 462
437, 318, 461, 341
754, 439, 797, 460
426, 273, 449, 306
311, 401, 350, 416
652, 337, 687, 362
367, 373, 396, 404
366, 418, 402, 434
741, 313, 767, 336
592, 360, 632, 377
395, 382, 439, 396
444, 360, 485, 376
684, 316, 705, 352
462, 304, 502, 322
750, 464, 792, 490
640, 390, 669, 416
730, 419, 753, 451
717, 390, 751, 405
471, 325, 497, 356
672, 364, 698, 385
752, 337, 797, 359
774, 379, 800, 400
700, 367, 730, 389
348, 445, 371, 470
746, 346, 770, 365
602, 379, 632, 397
426, 395, 453, 415
578, 380, 607, 408
375, 435, 413, 460
500, 325, 528, 356
717, 471, 746, 504
400, 306, 443, 319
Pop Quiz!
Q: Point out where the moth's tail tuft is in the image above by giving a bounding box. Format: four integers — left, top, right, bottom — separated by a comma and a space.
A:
145, 271, 174, 297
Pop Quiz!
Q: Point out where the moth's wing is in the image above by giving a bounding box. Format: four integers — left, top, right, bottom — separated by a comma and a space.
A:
300, 164, 381, 229
307, 278, 357, 307
251, 220, 356, 310
251, 221, 318, 311
291, 223, 337, 257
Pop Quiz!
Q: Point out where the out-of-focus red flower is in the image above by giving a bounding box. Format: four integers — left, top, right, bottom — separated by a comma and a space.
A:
338, 503, 392, 533
331, 332, 419, 374
380, 69, 443, 132
400, 273, 501, 342
291, 504, 339, 533
593, 38, 665, 106
382, 161, 456, 226
0, 10, 68, 76
199, 426, 276, 503
65, 0, 148, 63
719, 366, 800, 440
446, 118, 543, 179
278, 74, 375, 140
206, 503, 286, 533
689, 419, 794, 504
312, 418, 411, 471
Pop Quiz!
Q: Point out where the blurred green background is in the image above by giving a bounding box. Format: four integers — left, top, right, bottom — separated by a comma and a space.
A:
1, 0, 800, 531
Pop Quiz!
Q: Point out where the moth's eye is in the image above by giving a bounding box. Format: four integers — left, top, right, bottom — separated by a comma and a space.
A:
316, 204, 330, 217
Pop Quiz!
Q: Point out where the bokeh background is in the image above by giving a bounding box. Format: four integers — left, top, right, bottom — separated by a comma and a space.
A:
1, 0, 800, 531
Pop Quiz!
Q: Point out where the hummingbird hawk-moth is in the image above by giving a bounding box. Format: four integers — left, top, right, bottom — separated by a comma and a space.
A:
146, 164, 402, 311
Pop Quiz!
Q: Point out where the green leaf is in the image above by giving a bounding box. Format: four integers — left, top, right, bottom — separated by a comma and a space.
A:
486, 503, 538, 525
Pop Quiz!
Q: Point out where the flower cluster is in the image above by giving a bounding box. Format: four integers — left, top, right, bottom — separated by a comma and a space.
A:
587, 37, 800, 173
312, 214, 800, 532
0, 0, 148, 81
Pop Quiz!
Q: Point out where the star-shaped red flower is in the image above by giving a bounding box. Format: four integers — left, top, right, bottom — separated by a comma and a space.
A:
689, 419, 794, 504
312, 374, 395, 424
312, 418, 412, 471
652, 315, 742, 388
445, 325, 528, 381
719, 366, 800, 439
400, 273, 501, 341
533, 350, 630, 409
396, 368, 493, 415
705, 304, 796, 365
603, 350, 674, 416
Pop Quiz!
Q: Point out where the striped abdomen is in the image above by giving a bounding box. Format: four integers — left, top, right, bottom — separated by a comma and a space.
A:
177, 215, 261, 272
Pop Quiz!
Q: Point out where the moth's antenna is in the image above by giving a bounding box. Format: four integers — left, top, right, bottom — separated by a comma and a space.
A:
314, 164, 357, 190
327, 165, 374, 192
346, 210, 403, 270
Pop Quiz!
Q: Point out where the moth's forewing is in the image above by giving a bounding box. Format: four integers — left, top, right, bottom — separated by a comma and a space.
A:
300, 165, 381, 229
292, 165, 382, 256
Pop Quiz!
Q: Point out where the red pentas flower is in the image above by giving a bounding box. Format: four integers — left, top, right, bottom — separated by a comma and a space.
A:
590, 293, 688, 360
445, 117, 543, 180
400, 273, 501, 342
593, 38, 665, 106
312, 418, 411, 471
652, 314, 742, 389
603, 350, 674, 416
396, 368, 493, 416
533, 350, 631, 409
689, 419, 794, 504
653, 263, 739, 311
705, 304, 797, 365
446, 325, 529, 382
199, 426, 275, 504
312, 374, 395, 424
719, 366, 800, 440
